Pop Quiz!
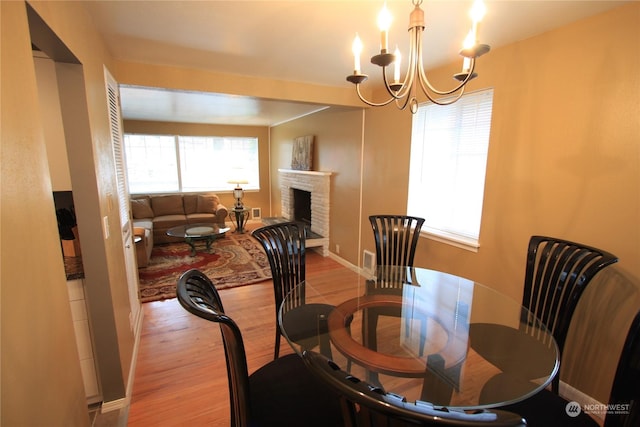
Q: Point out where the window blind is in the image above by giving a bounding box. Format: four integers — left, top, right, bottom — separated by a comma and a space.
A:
407, 89, 494, 247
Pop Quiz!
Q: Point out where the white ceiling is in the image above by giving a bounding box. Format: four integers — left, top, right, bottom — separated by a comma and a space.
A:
81, 0, 629, 126
118, 85, 330, 126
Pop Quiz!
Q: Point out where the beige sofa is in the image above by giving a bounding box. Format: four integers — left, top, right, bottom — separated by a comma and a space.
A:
130, 193, 228, 266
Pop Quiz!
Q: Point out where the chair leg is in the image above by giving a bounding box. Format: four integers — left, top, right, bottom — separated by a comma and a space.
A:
345, 314, 354, 372
418, 317, 428, 357
318, 314, 333, 360
551, 374, 559, 394
362, 309, 381, 385
362, 309, 379, 352
421, 354, 455, 403
275, 328, 281, 360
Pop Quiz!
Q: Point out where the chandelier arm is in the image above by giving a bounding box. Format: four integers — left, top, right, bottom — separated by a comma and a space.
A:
382, 68, 402, 100
401, 27, 421, 98
380, 25, 420, 100
394, 91, 413, 110
354, 83, 398, 107
414, 35, 473, 98
423, 86, 466, 106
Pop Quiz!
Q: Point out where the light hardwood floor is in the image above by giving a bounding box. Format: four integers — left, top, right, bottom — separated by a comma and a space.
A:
124, 248, 502, 426
126, 249, 348, 426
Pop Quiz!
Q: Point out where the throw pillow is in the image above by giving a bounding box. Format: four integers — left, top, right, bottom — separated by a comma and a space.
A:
197, 195, 219, 213
183, 195, 198, 215
131, 198, 154, 219
151, 195, 184, 216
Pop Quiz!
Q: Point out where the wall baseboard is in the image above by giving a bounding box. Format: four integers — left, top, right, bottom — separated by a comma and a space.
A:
100, 304, 145, 418
327, 251, 360, 274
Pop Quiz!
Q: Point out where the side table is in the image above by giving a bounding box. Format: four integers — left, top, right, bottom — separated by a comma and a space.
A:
229, 207, 250, 233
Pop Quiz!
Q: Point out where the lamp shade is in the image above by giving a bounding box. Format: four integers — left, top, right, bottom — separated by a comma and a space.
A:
227, 179, 249, 186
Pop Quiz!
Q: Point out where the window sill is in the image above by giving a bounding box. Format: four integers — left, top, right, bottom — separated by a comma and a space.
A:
420, 228, 479, 253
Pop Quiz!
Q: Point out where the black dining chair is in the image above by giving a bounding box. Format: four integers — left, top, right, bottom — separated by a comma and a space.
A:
492, 308, 640, 427
176, 269, 344, 427
471, 235, 618, 395
369, 215, 425, 268
252, 221, 335, 360
365, 215, 425, 351
302, 350, 527, 427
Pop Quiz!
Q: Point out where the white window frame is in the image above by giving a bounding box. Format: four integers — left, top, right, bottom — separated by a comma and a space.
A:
407, 88, 494, 252
123, 133, 260, 194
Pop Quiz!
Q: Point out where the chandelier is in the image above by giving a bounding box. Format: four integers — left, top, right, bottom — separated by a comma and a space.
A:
346, 0, 490, 112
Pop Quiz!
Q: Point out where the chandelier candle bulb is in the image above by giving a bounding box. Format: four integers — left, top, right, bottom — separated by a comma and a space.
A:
462, 57, 471, 73
462, 30, 474, 72
393, 46, 402, 83
470, 0, 487, 41
377, 2, 392, 52
352, 33, 363, 73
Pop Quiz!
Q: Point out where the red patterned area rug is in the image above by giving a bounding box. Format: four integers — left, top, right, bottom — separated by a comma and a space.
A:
138, 233, 271, 303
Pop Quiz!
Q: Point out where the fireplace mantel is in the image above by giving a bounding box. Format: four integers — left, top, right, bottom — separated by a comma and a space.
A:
278, 168, 332, 177
279, 169, 331, 256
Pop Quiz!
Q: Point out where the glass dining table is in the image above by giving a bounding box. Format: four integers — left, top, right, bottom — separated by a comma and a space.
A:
278, 266, 559, 410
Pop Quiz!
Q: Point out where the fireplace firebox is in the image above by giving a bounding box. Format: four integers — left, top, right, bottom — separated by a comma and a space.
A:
279, 169, 332, 256
293, 189, 312, 226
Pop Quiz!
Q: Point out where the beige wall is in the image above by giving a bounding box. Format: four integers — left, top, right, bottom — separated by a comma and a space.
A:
123, 120, 271, 215
271, 2, 640, 405
3, 1, 136, 424
358, 3, 640, 404
113, 60, 364, 109
1, 2, 89, 425
33, 55, 73, 191
270, 107, 364, 263
361, 3, 640, 297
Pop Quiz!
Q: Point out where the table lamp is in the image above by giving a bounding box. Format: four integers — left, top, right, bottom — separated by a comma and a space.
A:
228, 179, 248, 210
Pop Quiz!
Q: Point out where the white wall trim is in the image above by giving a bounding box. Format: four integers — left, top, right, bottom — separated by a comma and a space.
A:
327, 251, 358, 272
101, 305, 145, 415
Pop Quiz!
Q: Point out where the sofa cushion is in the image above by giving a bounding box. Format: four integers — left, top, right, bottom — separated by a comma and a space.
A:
183, 195, 198, 215
187, 213, 216, 223
131, 197, 154, 219
196, 194, 219, 213
151, 195, 185, 216
153, 214, 188, 229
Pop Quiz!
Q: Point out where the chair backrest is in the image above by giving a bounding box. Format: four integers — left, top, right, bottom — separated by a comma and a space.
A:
604, 309, 640, 427
176, 269, 252, 427
523, 236, 618, 356
302, 351, 526, 426
251, 221, 307, 313
369, 215, 425, 268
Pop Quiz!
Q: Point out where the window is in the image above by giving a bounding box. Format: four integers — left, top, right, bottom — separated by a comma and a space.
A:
123, 134, 259, 194
407, 89, 494, 250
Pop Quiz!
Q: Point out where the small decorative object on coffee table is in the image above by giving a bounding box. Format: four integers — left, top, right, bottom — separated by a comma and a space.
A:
229, 207, 251, 234
166, 223, 230, 256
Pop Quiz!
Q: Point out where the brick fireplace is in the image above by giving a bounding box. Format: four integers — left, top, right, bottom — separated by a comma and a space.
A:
279, 169, 331, 256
